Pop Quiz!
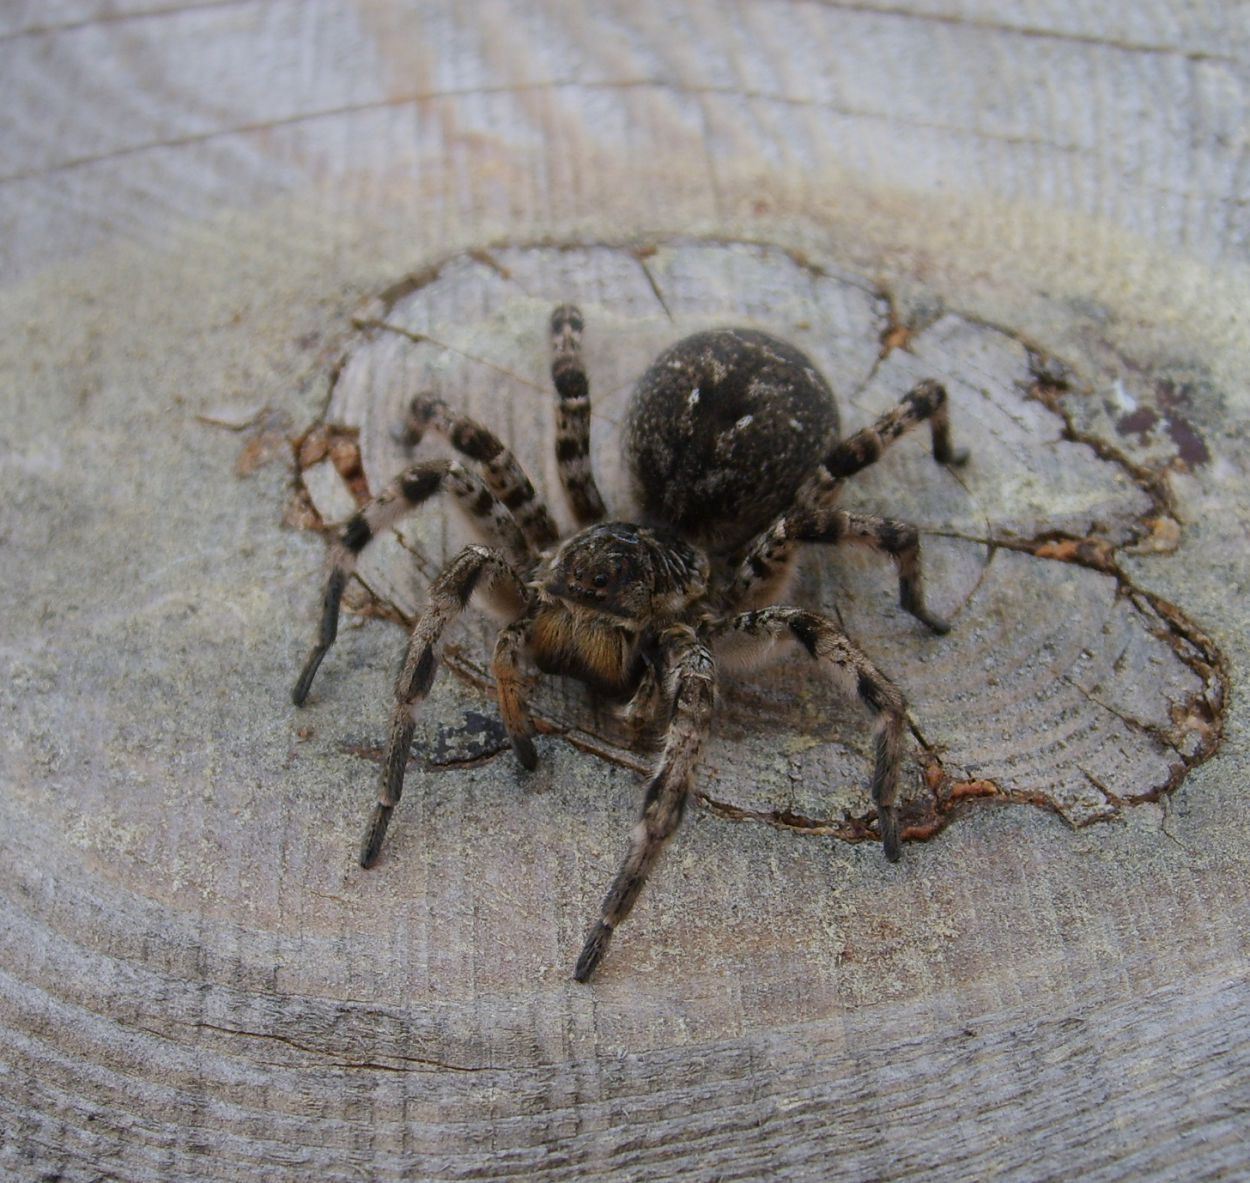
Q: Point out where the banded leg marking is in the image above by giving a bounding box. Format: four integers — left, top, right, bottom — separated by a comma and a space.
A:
798, 508, 951, 634
724, 514, 803, 611
551, 303, 607, 525
727, 378, 965, 626
292, 458, 529, 706
404, 396, 559, 549
823, 378, 969, 481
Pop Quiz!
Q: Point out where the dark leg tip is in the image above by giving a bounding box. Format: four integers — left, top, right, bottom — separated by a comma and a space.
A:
574, 922, 613, 983
941, 446, 971, 467
360, 803, 394, 868
880, 809, 902, 862
922, 612, 952, 636
512, 735, 539, 772
291, 651, 324, 707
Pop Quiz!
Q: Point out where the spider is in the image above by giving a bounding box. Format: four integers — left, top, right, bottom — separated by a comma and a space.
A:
292, 303, 968, 981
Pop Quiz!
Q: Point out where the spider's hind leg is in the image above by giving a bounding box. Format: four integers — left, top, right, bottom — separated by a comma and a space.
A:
709, 607, 909, 862
726, 503, 952, 633
725, 378, 967, 629
802, 509, 952, 634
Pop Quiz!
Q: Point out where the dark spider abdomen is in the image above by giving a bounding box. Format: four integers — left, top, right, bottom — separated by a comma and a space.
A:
625, 329, 841, 551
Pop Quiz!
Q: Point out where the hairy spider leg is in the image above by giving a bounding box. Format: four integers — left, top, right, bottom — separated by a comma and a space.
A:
575, 626, 715, 982
402, 396, 559, 550
708, 607, 909, 862
492, 611, 539, 771
360, 545, 531, 868
827, 378, 968, 477
550, 304, 607, 526
291, 459, 531, 706
726, 378, 969, 628
799, 509, 953, 633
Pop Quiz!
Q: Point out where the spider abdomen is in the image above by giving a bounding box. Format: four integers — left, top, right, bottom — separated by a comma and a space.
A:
624, 329, 840, 551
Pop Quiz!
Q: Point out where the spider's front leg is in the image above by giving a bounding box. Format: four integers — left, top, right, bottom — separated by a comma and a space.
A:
708, 607, 909, 861
291, 459, 530, 707
575, 626, 716, 982
359, 545, 531, 868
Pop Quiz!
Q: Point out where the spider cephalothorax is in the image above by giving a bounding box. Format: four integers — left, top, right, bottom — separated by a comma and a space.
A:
292, 302, 967, 981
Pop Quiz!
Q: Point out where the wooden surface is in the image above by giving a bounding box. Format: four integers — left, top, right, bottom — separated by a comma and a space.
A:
2, 4, 1249, 1181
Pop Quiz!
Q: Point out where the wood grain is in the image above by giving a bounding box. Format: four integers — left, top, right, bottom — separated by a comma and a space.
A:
2, 3, 1248, 1181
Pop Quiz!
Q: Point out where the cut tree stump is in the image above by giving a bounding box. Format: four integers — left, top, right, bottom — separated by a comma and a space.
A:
2, 5, 1248, 1182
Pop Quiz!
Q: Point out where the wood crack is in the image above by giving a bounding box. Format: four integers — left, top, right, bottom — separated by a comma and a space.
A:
0, 76, 1115, 187
189, 1021, 487, 1073
805, 1, 1234, 63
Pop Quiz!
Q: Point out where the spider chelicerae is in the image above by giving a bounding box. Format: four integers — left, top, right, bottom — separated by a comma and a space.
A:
292, 303, 968, 981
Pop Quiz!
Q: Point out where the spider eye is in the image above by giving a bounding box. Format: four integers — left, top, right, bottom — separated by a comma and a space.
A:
592, 573, 609, 589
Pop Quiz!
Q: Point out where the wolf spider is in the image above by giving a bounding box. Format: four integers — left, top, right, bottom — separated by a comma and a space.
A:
292, 303, 967, 981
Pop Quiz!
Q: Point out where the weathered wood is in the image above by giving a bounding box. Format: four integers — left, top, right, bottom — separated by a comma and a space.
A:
2, 4, 1249, 1182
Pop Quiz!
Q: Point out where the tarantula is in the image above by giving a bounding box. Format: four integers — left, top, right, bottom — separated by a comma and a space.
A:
292, 303, 967, 981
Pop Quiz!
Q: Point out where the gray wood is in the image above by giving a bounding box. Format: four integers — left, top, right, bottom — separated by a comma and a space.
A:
2, 4, 1249, 1181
